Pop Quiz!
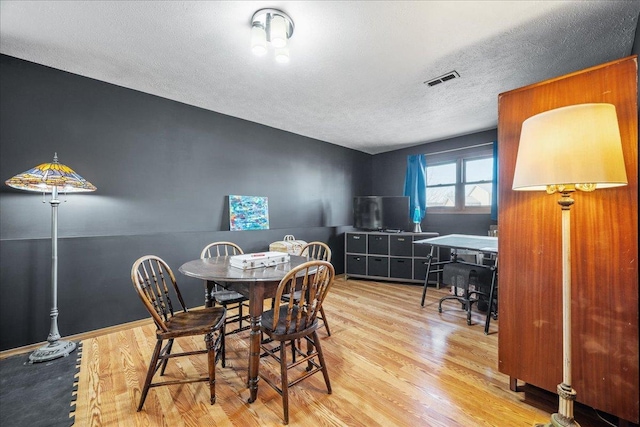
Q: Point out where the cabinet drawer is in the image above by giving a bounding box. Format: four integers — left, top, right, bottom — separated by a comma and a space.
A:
346, 255, 366, 275
413, 233, 439, 258
368, 235, 389, 255
346, 233, 367, 253
367, 256, 388, 277
390, 257, 412, 279
390, 236, 412, 256
413, 241, 433, 258
414, 259, 441, 282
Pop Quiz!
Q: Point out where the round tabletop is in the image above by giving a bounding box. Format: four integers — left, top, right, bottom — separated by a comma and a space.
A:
179, 254, 309, 282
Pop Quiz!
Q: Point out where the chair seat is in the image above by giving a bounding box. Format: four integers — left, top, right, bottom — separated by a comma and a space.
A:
280, 290, 331, 336
213, 290, 247, 304
161, 307, 226, 339
212, 289, 250, 335
280, 291, 301, 302
261, 306, 318, 338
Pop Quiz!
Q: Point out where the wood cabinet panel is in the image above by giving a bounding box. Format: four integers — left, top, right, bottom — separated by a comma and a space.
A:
497, 56, 638, 423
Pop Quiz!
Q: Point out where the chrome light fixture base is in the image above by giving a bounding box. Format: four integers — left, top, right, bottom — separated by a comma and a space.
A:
251, 8, 294, 41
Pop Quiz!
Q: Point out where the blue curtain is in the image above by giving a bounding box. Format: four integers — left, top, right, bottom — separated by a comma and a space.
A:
490, 141, 498, 221
403, 154, 427, 223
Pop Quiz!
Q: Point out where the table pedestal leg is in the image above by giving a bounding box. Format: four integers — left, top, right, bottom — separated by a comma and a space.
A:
205, 280, 214, 307
247, 284, 264, 403
247, 314, 261, 402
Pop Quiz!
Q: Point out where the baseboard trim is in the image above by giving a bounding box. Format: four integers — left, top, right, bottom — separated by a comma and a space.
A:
0, 317, 154, 360
1, 277, 349, 360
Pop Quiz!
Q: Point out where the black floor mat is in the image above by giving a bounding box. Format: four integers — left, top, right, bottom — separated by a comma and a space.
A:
0, 342, 81, 427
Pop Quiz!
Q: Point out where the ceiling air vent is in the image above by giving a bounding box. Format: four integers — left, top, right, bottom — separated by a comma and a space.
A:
424, 70, 460, 87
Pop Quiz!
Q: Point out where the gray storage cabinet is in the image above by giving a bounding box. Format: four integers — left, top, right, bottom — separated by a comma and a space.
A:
344, 231, 439, 284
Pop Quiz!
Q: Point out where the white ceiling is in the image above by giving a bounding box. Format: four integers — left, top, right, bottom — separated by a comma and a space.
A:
1, 1, 639, 154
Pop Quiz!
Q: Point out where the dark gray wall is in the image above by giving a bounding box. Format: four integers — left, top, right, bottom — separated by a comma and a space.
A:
9, 31, 636, 349
371, 130, 498, 235
0, 55, 371, 350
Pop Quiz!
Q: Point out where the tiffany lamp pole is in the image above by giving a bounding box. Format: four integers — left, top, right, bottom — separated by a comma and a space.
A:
512, 104, 627, 427
5, 153, 96, 363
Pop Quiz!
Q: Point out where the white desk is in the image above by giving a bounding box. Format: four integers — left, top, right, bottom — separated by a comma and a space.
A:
414, 234, 498, 334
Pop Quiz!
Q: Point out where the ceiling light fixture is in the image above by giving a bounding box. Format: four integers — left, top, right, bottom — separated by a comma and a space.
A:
251, 8, 294, 63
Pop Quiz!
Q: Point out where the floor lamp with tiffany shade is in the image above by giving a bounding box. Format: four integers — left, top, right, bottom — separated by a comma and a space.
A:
5, 153, 96, 363
512, 104, 628, 427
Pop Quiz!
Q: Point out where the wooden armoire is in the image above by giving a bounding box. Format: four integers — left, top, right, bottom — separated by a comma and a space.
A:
497, 56, 639, 424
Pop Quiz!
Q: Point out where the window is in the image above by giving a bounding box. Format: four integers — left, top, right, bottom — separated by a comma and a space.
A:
426, 146, 494, 213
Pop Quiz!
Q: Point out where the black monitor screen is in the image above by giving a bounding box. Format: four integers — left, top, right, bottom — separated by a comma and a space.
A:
353, 196, 410, 231
381, 196, 410, 231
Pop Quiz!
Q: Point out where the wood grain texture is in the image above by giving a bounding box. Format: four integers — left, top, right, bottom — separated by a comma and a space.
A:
74, 277, 620, 426
497, 55, 639, 423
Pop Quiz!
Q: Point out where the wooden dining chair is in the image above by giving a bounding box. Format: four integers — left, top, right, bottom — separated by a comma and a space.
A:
131, 255, 226, 411
280, 241, 332, 336
259, 260, 335, 425
200, 241, 250, 335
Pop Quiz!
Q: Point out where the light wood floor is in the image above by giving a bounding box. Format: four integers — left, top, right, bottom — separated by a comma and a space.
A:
73, 277, 615, 426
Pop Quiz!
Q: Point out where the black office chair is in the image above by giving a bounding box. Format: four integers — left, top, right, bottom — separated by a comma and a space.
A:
438, 261, 493, 326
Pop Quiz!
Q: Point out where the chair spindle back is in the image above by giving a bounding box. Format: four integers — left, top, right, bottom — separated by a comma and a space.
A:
131, 255, 187, 332
271, 260, 335, 334
200, 241, 244, 259
299, 241, 331, 262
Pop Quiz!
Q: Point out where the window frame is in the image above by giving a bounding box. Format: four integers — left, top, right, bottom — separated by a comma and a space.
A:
425, 144, 494, 214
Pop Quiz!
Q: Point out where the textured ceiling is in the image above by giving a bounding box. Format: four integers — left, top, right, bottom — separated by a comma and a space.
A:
1, 1, 639, 154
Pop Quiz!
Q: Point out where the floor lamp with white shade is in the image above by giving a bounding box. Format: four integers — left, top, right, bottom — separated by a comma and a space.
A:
5, 153, 96, 363
512, 103, 628, 427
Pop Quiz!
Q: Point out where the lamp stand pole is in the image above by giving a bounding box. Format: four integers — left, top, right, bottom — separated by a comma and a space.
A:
28, 186, 76, 363
537, 191, 580, 427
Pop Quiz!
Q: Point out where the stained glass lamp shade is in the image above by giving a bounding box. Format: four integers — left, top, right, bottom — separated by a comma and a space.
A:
5, 153, 96, 363
5, 153, 96, 193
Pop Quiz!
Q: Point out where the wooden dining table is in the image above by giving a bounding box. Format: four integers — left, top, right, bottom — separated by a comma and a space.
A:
178, 254, 309, 403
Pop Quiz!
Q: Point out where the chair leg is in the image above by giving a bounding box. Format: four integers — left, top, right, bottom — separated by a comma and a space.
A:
420, 276, 429, 307
312, 331, 332, 394
279, 341, 290, 425
138, 339, 163, 411
305, 334, 314, 372
159, 338, 173, 375
420, 253, 434, 306
484, 271, 498, 335
221, 324, 226, 368
205, 332, 216, 405
319, 306, 331, 336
